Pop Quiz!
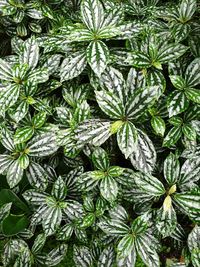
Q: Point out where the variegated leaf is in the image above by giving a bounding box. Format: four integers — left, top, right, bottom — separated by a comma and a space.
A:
81, 0, 104, 31
117, 121, 138, 159
60, 52, 87, 82
0, 84, 20, 111
129, 129, 157, 174
73, 245, 93, 267
100, 175, 118, 202
134, 172, 165, 197
95, 89, 125, 119
179, 158, 200, 189
151, 116, 166, 136
185, 88, 200, 104
19, 37, 39, 69
167, 91, 189, 117
42, 206, 62, 236
135, 234, 160, 267
126, 86, 158, 120
163, 126, 182, 147
86, 40, 109, 76
117, 234, 135, 259
27, 132, 58, 157
14, 126, 34, 144
187, 225, 200, 267
0, 154, 14, 174
75, 119, 111, 146
26, 161, 48, 191
52, 176, 67, 201
46, 244, 68, 266
7, 160, 24, 188
0, 58, 13, 81
92, 147, 110, 170
164, 153, 180, 185
98, 245, 115, 267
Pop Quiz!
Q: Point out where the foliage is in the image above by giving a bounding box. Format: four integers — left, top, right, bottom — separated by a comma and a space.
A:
0, 0, 200, 266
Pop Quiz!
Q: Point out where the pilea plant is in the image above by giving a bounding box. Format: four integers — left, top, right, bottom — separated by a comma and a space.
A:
0, 0, 200, 266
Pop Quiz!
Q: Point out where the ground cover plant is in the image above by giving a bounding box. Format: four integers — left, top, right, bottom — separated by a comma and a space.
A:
0, 0, 200, 266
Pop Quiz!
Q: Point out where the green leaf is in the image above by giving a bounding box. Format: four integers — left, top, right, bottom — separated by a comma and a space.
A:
164, 153, 180, 185
92, 147, 110, 171
163, 126, 182, 147
117, 234, 135, 259
169, 116, 183, 126
100, 176, 118, 202
167, 91, 189, 117
1, 126, 15, 152
95, 90, 125, 119
100, 66, 126, 102
74, 100, 90, 124
19, 37, 39, 69
14, 126, 34, 144
2, 214, 29, 236
185, 88, 200, 104
0, 202, 12, 222
86, 40, 110, 76
81, 0, 104, 31
60, 52, 87, 82
0, 189, 29, 212
109, 205, 129, 222
117, 251, 136, 267
23, 190, 48, 206
126, 86, 158, 120
151, 116, 166, 136
117, 121, 138, 159
134, 172, 165, 197
28, 67, 49, 84
7, 160, 24, 188
63, 200, 84, 220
